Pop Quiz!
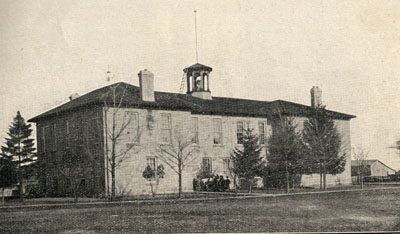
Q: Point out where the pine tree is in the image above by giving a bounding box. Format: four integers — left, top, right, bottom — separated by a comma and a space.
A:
267, 116, 305, 193
230, 129, 265, 192
302, 105, 346, 190
1, 111, 36, 202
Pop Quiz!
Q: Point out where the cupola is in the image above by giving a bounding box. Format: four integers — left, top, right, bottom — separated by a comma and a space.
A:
183, 63, 212, 100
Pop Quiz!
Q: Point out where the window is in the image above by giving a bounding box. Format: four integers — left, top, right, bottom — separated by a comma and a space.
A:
40, 126, 45, 153
259, 121, 266, 144
65, 120, 70, 148
52, 124, 56, 151
160, 114, 171, 144
43, 124, 56, 152
212, 118, 222, 145
237, 120, 245, 144
146, 157, 156, 170
191, 117, 199, 144
43, 126, 52, 152
202, 158, 212, 171
126, 111, 139, 142
223, 158, 231, 173
66, 120, 70, 135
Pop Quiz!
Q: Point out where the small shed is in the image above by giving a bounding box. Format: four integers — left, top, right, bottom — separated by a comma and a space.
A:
351, 160, 396, 177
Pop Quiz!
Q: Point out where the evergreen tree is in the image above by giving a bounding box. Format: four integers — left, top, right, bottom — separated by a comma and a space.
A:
302, 105, 346, 190
230, 129, 265, 192
1, 111, 36, 202
267, 116, 305, 193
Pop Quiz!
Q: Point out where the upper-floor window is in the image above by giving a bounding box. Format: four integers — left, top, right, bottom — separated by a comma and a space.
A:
40, 126, 45, 152
212, 118, 222, 145
259, 121, 266, 145
237, 120, 245, 144
160, 113, 171, 144
66, 120, 70, 135
43, 124, 56, 152
126, 111, 139, 142
191, 117, 199, 144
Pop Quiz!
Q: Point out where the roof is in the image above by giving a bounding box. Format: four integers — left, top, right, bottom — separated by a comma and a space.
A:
183, 63, 213, 73
28, 82, 356, 122
351, 160, 396, 171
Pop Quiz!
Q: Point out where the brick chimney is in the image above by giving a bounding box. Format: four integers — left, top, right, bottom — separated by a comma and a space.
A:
310, 86, 322, 108
138, 69, 155, 102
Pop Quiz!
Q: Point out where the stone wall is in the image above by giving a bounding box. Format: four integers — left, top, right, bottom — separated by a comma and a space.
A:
35, 106, 105, 196
106, 107, 271, 195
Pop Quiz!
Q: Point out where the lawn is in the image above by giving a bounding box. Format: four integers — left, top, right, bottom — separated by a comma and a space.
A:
1, 188, 400, 233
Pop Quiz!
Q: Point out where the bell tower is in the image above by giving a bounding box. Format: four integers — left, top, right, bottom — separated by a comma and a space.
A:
184, 63, 213, 100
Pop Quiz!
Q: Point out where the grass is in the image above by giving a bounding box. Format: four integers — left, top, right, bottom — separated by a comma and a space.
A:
1, 187, 400, 233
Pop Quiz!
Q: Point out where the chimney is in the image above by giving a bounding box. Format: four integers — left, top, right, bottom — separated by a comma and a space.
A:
69, 93, 80, 101
310, 86, 322, 108
138, 69, 155, 102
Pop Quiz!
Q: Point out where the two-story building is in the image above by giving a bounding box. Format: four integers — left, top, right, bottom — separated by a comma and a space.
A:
28, 63, 355, 196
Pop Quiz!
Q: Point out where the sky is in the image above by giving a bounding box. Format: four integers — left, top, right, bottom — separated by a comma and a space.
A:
1, 0, 399, 169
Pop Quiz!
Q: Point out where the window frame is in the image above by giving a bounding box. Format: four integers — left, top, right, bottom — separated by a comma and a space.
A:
202, 157, 212, 172
146, 157, 157, 170
223, 158, 231, 174
237, 120, 245, 144
258, 121, 267, 145
125, 111, 140, 142
212, 118, 222, 145
160, 113, 172, 144
191, 117, 199, 144
52, 123, 57, 151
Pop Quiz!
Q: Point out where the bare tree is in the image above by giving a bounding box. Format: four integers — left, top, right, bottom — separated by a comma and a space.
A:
155, 132, 199, 198
101, 83, 143, 200
352, 146, 369, 189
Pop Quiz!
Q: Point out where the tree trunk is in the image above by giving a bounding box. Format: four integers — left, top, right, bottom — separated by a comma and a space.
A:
292, 174, 295, 190
323, 167, 326, 191
178, 159, 182, 198
233, 175, 237, 194
285, 163, 290, 193
360, 171, 364, 189
74, 182, 78, 203
319, 171, 323, 190
111, 144, 116, 201
248, 178, 252, 193
19, 183, 24, 204
2, 188, 4, 206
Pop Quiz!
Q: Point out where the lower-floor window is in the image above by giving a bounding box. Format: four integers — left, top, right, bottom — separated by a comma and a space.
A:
147, 157, 156, 170
202, 157, 212, 172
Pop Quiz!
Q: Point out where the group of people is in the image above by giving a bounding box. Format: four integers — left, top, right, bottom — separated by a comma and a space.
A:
193, 175, 231, 192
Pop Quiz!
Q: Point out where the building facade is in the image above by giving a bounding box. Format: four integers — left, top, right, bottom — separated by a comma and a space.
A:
29, 63, 355, 196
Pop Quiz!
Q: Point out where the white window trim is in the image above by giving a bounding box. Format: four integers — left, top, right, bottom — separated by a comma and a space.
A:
125, 111, 140, 143
212, 118, 223, 145
237, 120, 245, 145
258, 121, 267, 145
202, 157, 212, 172
160, 113, 172, 144
191, 117, 199, 145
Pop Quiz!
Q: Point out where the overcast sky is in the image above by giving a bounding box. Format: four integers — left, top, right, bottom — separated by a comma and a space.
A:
1, 0, 399, 169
